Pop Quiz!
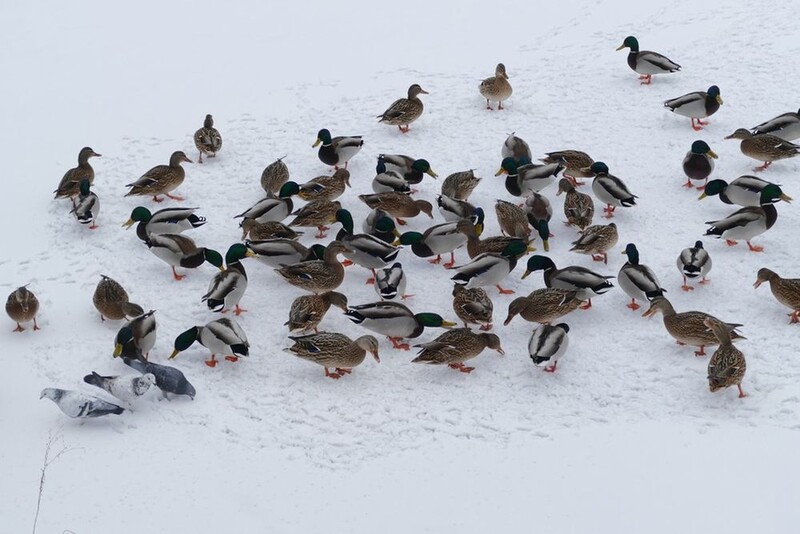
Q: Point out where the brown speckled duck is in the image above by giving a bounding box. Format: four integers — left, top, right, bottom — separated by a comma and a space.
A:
412, 328, 504, 373
285, 332, 380, 379
724, 129, 800, 172
287, 199, 342, 238
193, 114, 222, 163
286, 291, 349, 333
54, 147, 101, 202
261, 157, 290, 195
275, 241, 350, 293
479, 63, 512, 110
754, 268, 800, 323
297, 169, 351, 201
452, 285, 494, 331
377, 84, 429, 133
542, 151, 594, 186
92, 275, 144, 321
125, 151, 192, 202
503, 288, 583, 326
6, 285, 40, 332
705, 318, 747, 398
358, 192, 433, 225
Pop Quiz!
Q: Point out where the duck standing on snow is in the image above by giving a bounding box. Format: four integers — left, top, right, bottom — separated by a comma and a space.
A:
313, 129, 363, 169
682, 140, 718, 190
528, 323, 570, 373
557, 178, 594, 230
70, 179, 100, 229
240, 220, 301, 241
374, 263, 408, 301
124, 206, 207, 241
377, 84, 429, 133
724, 129, 800, 172
334, 209, 401, 283
358, 192, 433, 225
457, 216, 530, 260
754, 268, 800, 324
705, 318, 747, 398
664, 85, 723, 131
522, 255, 614, 310
503, 288, 583, 325
92, 275, 143, 322
275, 241, 350, 294
480, 63, 513, 110
54, 146, 101, 203
234, 182, 300, 226
677, 241, 712, 291
704, 203, 777, 252
437, 194, 477, 222
287, 199, 342, 238
616, 36, 680, 85
617, 243, 664, 310
569, 223, 618, 264
412, 328, 504, 373
297, 169, 351, 202
502, 133, 532, 163
541, 150, 594, 186
83, 372, 156, 403
5, 285, 40, 332
143, 233, 223, 281
261, 156, 290, 195
372, 160, 411, 194
751, 108, 800, 140
113, 311, 158, 360
588, 162, 637, 218
246, 238, 311, 268
378, 154, 438, 185
40, 388, 124, 418
202, 244, 254, 315
170, 317, 249, 368
123, 357, 196, 399
285, 332, 380, 380
125, 151, 192, 202
495, 157, 563, 197
452, 285, 494, 331
345, 301, 456, 350
399, 220, 471, 269
699, 177, 791, 207
193, 114, 222, 163
496, 199, 530, 239
285, 291, 349, 333
441, 170, 482, 201
452, 240, 528, 295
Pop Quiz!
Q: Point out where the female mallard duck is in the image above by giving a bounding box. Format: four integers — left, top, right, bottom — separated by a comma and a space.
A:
503, 288, 583, 325
677, 240, 712, 291
335, 209, 401, 283
54, 147, 101, 202
751, 108, 800, 141
377, 84, 429, 133
113, 311, 157, 360
588, 162, 637, 218
345, 301, 456, 350
275, 241, 350, 293
313, 129, 363, 169
375, 262, 408, 300
358, 192, 433, 225
124, 206, 206, 241
705, 318, 747, 398
479, 63, 512, 110
441, 170, 481, 201
557, 178, 594, 230
616, 35, 680, 84
528, 323, 570, 373
569, 223, 618, 264
372, 160, 410, 194
754, 268, 800, 323
617, 243, 664, 310
240, 220, 301, 241
261, 156, 290, 195
378, 154, 438, 184
495, 199, 530, 239
201, 244, 254, 315
437, 194, 477, 222
699, 176, 791, 207
457, 216, 530, 260
286, 332, 380, 379
285, 291, 348, 333
193, 114, 222, 163
143, 233, 223, 281
246, 238, 310, 268
682, 140, 718, 190
287, 199, 342, 238
399, 219, 471, 268
452, 240, 528, 294
704, 203, 777, 252
522, 255, 614, 310
170, 317, 249, 368
495, 158, 563, 197
641, 296, 744, 356
298, 169, 351, 201
502, 132, 531, 163
235, 182, 300, 227
92, 275, 143, 321
452, 285, 493, 330
6, 285, 40, 332
724, 129, 800, 171
664, 86, 723, 131
125, 151, 192, 202
412, 328, 504, 373
541, 151, 594, 186
70, 179, 100, 229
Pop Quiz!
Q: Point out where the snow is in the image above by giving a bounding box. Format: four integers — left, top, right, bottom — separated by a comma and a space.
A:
2, 0, 800, 532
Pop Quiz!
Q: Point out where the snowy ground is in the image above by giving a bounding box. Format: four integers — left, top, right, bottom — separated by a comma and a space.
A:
2, 0, 800, 532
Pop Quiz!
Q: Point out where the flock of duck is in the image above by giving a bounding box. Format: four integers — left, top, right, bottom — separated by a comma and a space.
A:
12, 37, 800, 418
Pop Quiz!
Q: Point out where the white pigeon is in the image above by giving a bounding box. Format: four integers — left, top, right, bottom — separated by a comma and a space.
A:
40, 388, 124, 418
83, 372, 156, 403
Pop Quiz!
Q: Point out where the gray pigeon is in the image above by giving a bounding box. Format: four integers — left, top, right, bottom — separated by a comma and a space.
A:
122, 357, 196, 399
40, 388, 124, 418
83, 371, 155, 403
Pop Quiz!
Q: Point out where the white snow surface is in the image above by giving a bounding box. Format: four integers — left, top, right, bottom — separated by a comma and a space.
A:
2, 0, 800, 532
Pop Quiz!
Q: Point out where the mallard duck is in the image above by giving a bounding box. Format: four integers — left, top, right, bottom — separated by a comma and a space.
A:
496, 199, 530, 239
313, 129, 363, 169
569, 223, 618, 264
362, 210, 400, 243
754, 268, 800, 323
113, 311, 157, 360
699, 176, 791, 207
541, 151, 594, 186
246, 238, 310, 267
452, 240, 528, 294
457, 216, 530, 260
751, 108, 800, 141
358, 192, 433, 225
557, 178, 594, 230
502, 132, 532, 163
54, 147, 101, 202
125, 151, 192, 202
298, 169, 351, 201
40, 388, 124, 418
503, 288, 583, 325
285, 291, 349, 333
5, 285, 40, 332
378, 154, 438, 184
523, 193, 553, 250
70, 179, 100, 229
93, 275, 143, 321
372, 160, 411, 194
143, 233, 223, 280
377, 84, 429, 133
528, 323, 570, 373
452, 285, 493, 330
235, 182, 300, 226
201, 244, 254, 315
677, 240, 712, 291
334, 209, 401, 282
616, 35, 680, 85
287, 199, 342, 238
682, 140, 718, 190
275, 241, 350, 293
346, 301, 455, 350
617, 243, 664, 310
412, 328, 504, 373
664, 86, 723, 131
240, 220, 301, 241
437, 194, 476, 222
399, 220, 471, 268
286, 332, 380, 379
479, 63, 512, 110
724, 129, 800, 171
588, 162, 637, 218
193, 114, 222, 163
495, 158, 563, 197
441, 170, 481, 201
642, 296, 744, 356
170, 317, 249, 368
522, 255, 614, 310
704, 203, 777, 252
375, 262, 408, 300
261, 156, 290, 195
124, 206, 206, 241
705, 318, 747, 398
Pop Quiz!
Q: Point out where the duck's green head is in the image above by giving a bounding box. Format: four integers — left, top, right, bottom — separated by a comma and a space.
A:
335, 208, 354, 234
313, 128, 332, 147
171, 326, 200, 358
473, 207, 486, 235
616, 36, 639, 52
412, 159, 438, 178
204, 248, 224, 269
495, 157, 518, 176
501, 240, 527, 259
375, 216, 397, 235
590, 162, 609, 175
124, 206, 152, 228
78, 178, 91, 196
536, 220, 550, 251
698, 179, 728, 200
414, 313, 457, 328
761, 184, 793, 204
113, 326, 134, 357
399, 231, 424, 246
225, 243, 253, 264
279, 181, 300, 198
707, 85, 723, 105
622, 243, 640, 264
690, 140, 718, 158
522, 255, 556, 279
305, 244, 327, 261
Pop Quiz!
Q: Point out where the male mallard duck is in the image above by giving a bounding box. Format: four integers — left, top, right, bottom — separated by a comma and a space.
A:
751, 108, 800, 141
528, 323, 570, 373
124, 206, 206, 241
642, 296, 744, 356
378, 154, 438, 185
399, 220, 471, 268
125, 151, 192, 202
452, 285, 493, 330
617, 243, 664, 310
54, 147, 101, 202
705, 318, 747, 398
457, 215, 530, 259
479, 63, 512, 110
261, 156, 290, 195
375, 262, 408, 300
372, 160, 410, 194
437, 194, 477, 222
298, 169, 351, 201
724, 129, 800, 171
275, 241, 350, 293
523, 193, 553, 249
699, 176, 791, 207
588, 162, 637, 218
92, 275, 143, 322
704, 203, 777, 252
358, 192, 433, 225
541, 151, 594, 186
5, 285, 40, 332
502, 132, 532, 163
569, 223, 618, 264
557, 178, 594, 230
285, 291, 348, 333
754, 268, 800, 323
113, 311, 157, 360
412, 328, 504, 373
246, 238, 310, 268
503, 288, 583, 325
377, 84, 429, 133
286, 332, 380, 379
616, 35, 680, 85
452, 240, 528, 294
193, 114, 222, 163
334, 209, 401, 283
287, 199, 342, 238
313, 129, 363, 169
495, 158, 563, 197
143, 233, 223, 281
522, 255, 614, 310
441, 170, 481, 201
235, 181, 300, 227
677, 240, 712, 291
664, 86, 723, 131
66, 179, 100, 231
345, 301, 456, 350
170, 317, 249, 368
495, 199, 530, 239
362, 210, 400, 243
682, 140, 718, 190
201, 244, 254, 315
240, 219, 301, 241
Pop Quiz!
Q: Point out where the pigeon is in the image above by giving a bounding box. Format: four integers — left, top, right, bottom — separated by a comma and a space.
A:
40, 388, 124, 418
122, 357, 196, 399
83, 371, 155, 403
